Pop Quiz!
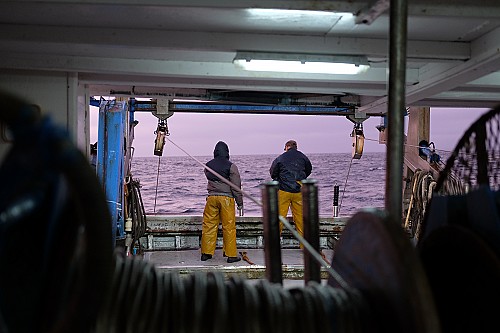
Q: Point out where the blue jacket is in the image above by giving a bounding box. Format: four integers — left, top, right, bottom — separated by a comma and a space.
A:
270, 148, 312, 193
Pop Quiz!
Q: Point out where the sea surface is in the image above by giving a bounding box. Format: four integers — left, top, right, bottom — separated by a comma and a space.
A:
130, 152, 387, 217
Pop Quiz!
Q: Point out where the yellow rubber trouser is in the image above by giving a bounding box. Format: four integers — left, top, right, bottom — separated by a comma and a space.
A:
278, 190, 304, 248
201, 195, 237, 257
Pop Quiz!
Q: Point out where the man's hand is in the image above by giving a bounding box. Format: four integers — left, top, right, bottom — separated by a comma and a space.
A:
237, 205, 244, 216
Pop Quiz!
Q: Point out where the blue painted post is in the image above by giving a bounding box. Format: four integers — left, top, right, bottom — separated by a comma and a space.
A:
97, 100, 126, 246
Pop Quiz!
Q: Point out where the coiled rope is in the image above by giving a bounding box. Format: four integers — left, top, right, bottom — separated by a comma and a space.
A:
165, 137, 349, 288
95, 254, 369, 333
0, 91, 113, 332
125, 176, 147, 254
403, 170, 437, 239
402, 154, 479, 242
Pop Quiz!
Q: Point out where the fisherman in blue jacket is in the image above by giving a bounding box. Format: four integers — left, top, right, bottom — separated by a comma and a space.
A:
201, 141, 243, 263
270, 140, 312, 244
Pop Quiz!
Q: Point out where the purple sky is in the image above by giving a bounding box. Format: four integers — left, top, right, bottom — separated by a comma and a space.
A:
90, 106, 487, 157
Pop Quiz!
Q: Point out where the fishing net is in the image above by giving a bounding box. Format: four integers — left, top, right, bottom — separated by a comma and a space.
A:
417, 106, 500, 333
435, 106, 500, 193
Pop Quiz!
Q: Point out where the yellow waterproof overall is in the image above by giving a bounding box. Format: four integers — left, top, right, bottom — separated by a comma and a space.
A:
278, 190, 304, 247
201, 195, 237, 257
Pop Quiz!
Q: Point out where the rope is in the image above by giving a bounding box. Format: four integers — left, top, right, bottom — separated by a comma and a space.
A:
153, 156, 161, 214
127, 177, 147, 255
278, 215, 349, 289
404, 169, 421, 230
364, 136, 454, 154
165, 137, 262, 207
0, 92, 113, 333
339, 157, 354, 214
402, 169, 440, 240
165, 136, 347, 286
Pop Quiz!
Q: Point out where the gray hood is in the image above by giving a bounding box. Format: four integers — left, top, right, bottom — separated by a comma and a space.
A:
213, 141, 229, 159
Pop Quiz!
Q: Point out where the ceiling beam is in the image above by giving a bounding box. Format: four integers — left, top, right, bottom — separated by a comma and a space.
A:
0, 51, 420, 82
5, 0, 500, 18
82, 75, 390, 97
0, 24, 470, 61
2, 0, 368, 12
359, 26, 500, 113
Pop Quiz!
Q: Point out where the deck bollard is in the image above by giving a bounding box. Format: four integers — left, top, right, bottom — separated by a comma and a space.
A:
302, 179, 321, 283
261, 181, 282, 285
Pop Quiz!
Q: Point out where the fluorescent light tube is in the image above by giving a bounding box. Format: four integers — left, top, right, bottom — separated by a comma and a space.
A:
233, 52, 370, 75
234, 59, 369, 75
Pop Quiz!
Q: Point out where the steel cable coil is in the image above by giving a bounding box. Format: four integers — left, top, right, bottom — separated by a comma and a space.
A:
95, 254, 368, 333
0, 91, 113, 333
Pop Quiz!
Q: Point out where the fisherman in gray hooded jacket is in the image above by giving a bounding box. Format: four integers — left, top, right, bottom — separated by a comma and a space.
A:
200, 141, 243, 263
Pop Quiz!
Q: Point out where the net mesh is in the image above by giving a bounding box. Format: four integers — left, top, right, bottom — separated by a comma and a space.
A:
435, 106, 500, 194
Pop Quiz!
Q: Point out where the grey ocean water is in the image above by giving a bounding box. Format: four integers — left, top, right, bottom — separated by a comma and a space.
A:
130, 152, 387, 217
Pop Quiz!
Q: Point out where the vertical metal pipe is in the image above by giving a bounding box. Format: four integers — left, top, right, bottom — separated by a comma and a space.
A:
302, 179, 321, 283
386, 0, 408, 222
261, 181, 282, 284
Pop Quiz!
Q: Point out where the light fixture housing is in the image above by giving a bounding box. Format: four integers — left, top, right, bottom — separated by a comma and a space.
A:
233, 52, 370, 75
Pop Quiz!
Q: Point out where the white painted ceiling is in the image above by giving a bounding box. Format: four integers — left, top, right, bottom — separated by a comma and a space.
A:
1, 0, 500, 115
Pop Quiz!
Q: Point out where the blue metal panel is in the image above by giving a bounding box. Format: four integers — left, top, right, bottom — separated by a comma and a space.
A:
127, 98, 355, 115
89, 96, 100, 107
169, 103, 353, 114
128, 98, 135, 113
129, 108, 135, 125
96, 100, 126, 245
129, 98, 156, 111
382, 115, 388, 128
